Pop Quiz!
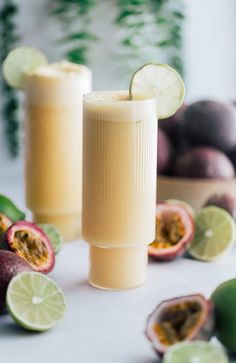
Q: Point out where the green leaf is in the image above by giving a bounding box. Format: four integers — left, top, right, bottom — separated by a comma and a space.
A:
126, 21, 145, 28
50, 6, 68, 16
173, 10, 185, 19
158, 39, 173, 47
67, 47, 88, 64
155, 17, 168, 25
61, 31, 98, 42
121, 38, 138, 48
116, 9, 142, 24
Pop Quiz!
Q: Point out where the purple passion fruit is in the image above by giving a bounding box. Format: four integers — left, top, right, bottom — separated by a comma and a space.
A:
203, 193, 236, 221
0, 213, 12, 240
0, 250, 32, 312
173, 147, 235, 179
148, 204, 194, 261
183, 100, 236, 153
145, 294, 214, 355
2, 221, 55, 273
159, 103, 187, 145
157, 129, 173, 175
229, 148, 236, 170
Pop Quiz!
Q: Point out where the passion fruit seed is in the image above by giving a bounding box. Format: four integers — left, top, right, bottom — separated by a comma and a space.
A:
148, 204, 194, 261
12, 230, 49, 269
150, 213, 185, 249
3, 221, 55, 274
146, 294, 214, 355
154, 301, 202, 346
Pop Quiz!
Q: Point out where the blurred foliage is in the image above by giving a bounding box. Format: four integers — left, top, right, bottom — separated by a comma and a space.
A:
150, 0, 185, 75
116, 0, 185, 75
0, 0, 20, 158
0, 0, 184, 158
51, 0, 185, 74
50, 0, 97, 65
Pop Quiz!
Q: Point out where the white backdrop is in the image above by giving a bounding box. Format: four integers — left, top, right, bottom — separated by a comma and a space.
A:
0, 0, 236, 173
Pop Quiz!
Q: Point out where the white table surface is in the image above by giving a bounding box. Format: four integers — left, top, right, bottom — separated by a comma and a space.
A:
1, 175, 236, 363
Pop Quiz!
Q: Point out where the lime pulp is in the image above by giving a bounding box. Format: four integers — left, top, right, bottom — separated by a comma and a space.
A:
2, 46, 48, 89
188, 206, 236, 261
129, 63, 185, 119
7, 271, 67, 331
38, 223, 63, 255
163, 341, 229, 363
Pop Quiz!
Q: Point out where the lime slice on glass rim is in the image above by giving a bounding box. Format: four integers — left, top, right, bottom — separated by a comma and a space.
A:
129, 63, 185, 119
188, 206, 236, 262
163, 341, 229, 363
38, 223, 63, 255
7, 271, 67, 331
2, 46, 48, 89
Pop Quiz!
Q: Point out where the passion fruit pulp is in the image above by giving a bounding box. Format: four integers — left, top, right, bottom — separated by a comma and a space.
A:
149, 204, 194, 261
0, 213, 12, 240
2, 221, 55, 273
145, 294, 214, 355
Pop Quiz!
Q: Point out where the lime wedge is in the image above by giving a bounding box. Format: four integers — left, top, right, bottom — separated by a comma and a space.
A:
164, 341, 229, 363
2, 46, 48, 89
7, 271, 67, 331
165, 199, 195, 218
188, 206, 236, 261
129, 63, 185, 119
38, 223, 63, 255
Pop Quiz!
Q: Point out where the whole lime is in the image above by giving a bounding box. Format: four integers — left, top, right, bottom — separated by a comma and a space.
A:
211, 279, 236, 353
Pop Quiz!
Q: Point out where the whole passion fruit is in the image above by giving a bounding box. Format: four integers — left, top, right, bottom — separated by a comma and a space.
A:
0, 213, 12, 240
145, 294, 214, 355
173, 147, 235, 179
203, 193, 236, 221
148, 204, 194, 261
2, 221, 55, 273
157, 129, 173, 175
183, 100, 236, 153
0, 250, 32, 312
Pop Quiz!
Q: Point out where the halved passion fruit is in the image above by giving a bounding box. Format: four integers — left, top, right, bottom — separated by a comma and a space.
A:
0, 213, 12, 240
149, 203, 194, 261
145, 294, 214, 355
2, 221, 55, 273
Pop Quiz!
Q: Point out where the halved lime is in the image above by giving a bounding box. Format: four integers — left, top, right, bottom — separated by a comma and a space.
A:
163, 341, 229, 363
129, 63, 185, 119
165, 199, 195, 218
188, 206, 236, 262
7, 271, 67, 331
38, 223, 63, 255
2, 46, 48, 89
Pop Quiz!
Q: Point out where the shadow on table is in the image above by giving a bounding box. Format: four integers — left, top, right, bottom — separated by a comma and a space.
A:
0, 319, 43, 337
134, 357, 160, 363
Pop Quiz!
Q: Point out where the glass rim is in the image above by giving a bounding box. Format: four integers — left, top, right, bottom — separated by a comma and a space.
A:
83, 90, 156, 103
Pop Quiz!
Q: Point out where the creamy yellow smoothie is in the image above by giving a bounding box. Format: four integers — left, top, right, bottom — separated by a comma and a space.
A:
82, 91, 157, 289
25, 61, 92, 241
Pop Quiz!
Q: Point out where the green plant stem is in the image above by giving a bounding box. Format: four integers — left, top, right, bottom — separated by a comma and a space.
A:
0, 0, 20, 158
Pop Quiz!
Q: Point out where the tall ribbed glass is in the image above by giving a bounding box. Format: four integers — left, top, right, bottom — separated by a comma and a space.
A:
25, 62, 92, 241
82, 91, 157, 290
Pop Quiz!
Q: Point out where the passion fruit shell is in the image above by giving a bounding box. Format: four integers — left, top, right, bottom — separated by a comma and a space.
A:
0, 213, 12, 241
2, 221, 55, 273
145, 294, 214, 355
0, 250, 33, 313
148, 204, 194, 261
